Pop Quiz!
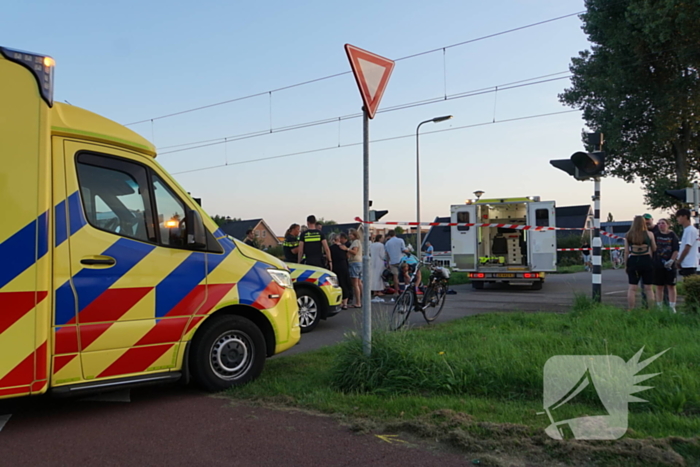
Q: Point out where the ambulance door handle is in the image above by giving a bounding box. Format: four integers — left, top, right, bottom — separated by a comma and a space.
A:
80, 256, 116, 267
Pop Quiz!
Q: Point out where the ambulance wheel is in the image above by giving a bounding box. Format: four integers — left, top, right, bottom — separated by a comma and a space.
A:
472, 281, 484, 290
189, 314, 266, 391
531, 281, 543, 291
296, 288, 322, 333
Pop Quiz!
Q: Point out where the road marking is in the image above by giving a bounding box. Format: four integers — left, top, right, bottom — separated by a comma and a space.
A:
80, 389, 131, 403
375, 434, 407, 444
604, 291, 626, 295
0, 414, 11, 432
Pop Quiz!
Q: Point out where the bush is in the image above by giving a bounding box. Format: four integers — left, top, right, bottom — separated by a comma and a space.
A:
265, 244, 284, 259
682, 275, 700, 314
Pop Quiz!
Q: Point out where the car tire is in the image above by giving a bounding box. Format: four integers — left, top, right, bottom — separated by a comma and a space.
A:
296, 288, 322, 333
189, 314, 266, 392
472, 281, 484, 290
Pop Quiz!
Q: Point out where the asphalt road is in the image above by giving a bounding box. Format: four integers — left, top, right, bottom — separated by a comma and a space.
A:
0, 270, 632, 466
285, 269, 631, 356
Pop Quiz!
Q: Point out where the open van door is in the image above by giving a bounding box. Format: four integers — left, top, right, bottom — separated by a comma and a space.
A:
527, 201, 556, 271
450, 205, 477, 271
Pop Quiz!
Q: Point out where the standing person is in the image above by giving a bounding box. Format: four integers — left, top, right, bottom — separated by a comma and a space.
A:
674, 208, 699, 279
581, 238, 592, 272
244, 229, 257, 248
624, 216, 656, 309
641, 213, 660, 304
653, 218, 679, 312
370, 234, 387, 300
347, 228, 364, 308
385, 230, 409, 293
425, 241, 434, 263
298, 215, 332, 269
330, 233, 351, 310
283, 223, 300, 263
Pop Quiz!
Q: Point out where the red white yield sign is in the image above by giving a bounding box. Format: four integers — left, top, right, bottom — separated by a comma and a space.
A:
344, 44, 395, 119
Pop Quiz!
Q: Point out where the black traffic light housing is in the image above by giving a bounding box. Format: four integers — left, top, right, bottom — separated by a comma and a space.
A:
665, 188, 695, 204
550, 132, 605, 180
550, 154, 605, 181
369, 210, 388, 222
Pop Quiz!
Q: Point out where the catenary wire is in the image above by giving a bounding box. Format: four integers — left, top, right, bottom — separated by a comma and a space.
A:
124, 12, 584, 126
158, 72, 572, 154
170, 109, 579, 175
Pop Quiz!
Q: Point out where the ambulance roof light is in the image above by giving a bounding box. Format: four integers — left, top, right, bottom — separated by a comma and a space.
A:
0, 46, 55, 106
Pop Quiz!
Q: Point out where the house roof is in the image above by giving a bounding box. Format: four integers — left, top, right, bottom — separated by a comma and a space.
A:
555, 205, 592, 229
422, 217, 451, 253
218, 219, 262, 240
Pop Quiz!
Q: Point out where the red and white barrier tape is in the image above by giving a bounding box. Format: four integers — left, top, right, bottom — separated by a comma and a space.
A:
356, 217, 626, 239
557, 247, 623, 251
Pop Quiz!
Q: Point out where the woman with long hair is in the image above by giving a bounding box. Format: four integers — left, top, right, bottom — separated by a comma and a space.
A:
347, 228, 363, 308
624, 215, 657, 309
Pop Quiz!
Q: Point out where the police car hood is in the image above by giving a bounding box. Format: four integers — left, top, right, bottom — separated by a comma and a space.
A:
232, 238, 288, 270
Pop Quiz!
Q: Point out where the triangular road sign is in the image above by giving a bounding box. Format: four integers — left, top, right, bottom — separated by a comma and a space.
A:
345, 44, 395, 119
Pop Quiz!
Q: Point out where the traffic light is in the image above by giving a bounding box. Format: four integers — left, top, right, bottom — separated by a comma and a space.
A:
665, 188, 695, 204
369, 210, 388, 222
550, 151, 605, 180
550, 132, 605, 180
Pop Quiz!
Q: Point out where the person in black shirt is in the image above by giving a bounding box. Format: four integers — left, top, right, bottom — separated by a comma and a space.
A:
330, 232, 351, 309
298, 215, 332, 269
244, 229, 257, 248
283, 223, 301, 263
652, 218, 679, 312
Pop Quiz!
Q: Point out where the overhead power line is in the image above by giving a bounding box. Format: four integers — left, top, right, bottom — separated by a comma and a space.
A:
124, 11, 584, 126
159, 71, 572, 155
170, 109, 579, 175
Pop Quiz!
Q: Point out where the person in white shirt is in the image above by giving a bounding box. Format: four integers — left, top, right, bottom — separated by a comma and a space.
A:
384, 230, 409, 293
674, 208, 699, 278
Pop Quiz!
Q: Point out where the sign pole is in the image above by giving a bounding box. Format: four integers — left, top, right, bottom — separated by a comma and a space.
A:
592, 177, 602, 302
362, 108, 372, 356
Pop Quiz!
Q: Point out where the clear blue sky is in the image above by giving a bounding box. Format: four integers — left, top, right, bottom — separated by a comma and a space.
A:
4, 0, 664, 235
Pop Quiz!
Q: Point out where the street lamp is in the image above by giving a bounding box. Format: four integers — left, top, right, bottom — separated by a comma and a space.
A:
416, 115, 453, 258
474, 190, 485, 201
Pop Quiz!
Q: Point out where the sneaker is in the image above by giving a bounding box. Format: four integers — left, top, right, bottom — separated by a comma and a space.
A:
371, 297, 385, 303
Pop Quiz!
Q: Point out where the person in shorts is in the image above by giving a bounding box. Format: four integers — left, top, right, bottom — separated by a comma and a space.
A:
581, 240, 592, 271
347, 228, 363, 308
674, 208, 699, 278
652, 218, 679, 312
384, 230, 409, 293
399, 253, 422, 294
624, 216, 656, 309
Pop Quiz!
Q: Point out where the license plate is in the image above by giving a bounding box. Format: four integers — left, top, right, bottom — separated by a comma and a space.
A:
496, 273, 515, 278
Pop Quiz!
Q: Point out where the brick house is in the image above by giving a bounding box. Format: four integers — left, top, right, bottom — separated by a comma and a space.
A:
218, 218, 280, 249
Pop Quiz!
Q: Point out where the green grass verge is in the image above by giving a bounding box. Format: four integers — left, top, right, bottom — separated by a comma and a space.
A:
228, 300, 700, 465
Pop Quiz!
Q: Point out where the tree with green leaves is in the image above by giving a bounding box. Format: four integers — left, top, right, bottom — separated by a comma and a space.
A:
316, 217, 337, 225
559, 0, 700, 210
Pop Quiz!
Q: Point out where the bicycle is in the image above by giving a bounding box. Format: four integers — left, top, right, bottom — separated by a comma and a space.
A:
390, 258, 450, 331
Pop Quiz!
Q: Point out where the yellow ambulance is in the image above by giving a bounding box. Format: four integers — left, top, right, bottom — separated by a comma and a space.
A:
0, 46, 300, 400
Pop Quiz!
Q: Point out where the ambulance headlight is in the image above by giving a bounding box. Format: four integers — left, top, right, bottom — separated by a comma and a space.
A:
268, 269, 293, 289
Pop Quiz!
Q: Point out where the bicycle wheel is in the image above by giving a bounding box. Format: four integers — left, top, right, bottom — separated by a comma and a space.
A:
390, 289, 414, 331
422, 283, 447, 323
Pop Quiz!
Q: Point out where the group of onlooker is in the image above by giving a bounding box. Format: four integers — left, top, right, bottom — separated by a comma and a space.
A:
624, 210, 699, 312
281, 216, 424, 309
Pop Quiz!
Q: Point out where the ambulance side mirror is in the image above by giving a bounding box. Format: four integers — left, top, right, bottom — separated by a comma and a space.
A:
186, 209, 207, 249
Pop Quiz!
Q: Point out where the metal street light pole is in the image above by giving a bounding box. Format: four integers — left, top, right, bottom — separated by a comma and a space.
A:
416, 115, 452, 259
